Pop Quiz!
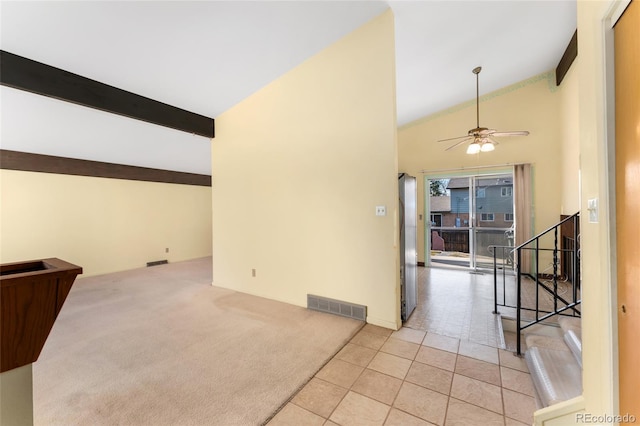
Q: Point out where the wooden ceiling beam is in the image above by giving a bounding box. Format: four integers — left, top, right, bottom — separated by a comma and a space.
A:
0, 50, 215, 138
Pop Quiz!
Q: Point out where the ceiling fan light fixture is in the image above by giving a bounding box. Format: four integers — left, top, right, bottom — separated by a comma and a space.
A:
466, 141, 481, 154
437, 66, 529, 154
480, 141, 495, 152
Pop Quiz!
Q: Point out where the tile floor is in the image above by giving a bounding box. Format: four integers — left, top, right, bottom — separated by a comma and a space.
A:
268, 267, 538, 426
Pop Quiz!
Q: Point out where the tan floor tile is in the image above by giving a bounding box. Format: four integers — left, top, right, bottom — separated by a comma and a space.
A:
422, 333, 460, 353
499, 349, 529, 373
445, 398, 505, 426
336, 343, 378, 367
291, 378, 348, 418
415, 346, 457, 372
351, 368, 403, 405
329, 391, 390, 426
384, 408, 436, 426
351, 330, 389, 350
450, 374, 503, 415
405, 361, 453, 395
505, 417, 530, 426
316, 358, 365, 389
393, 381, 448, 425
455, 355, 501, 386
368, 352, 412, 380
500, 366, 536, 397
363, 324, 394, 337
391, 327, 427, 344
458, 340, 499, 365
380, 338, 421, 360
268, 403, 325, 426
503, 388, 536, 424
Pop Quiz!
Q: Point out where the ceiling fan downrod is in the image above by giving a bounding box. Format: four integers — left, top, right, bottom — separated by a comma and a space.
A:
473, 66, 482, 130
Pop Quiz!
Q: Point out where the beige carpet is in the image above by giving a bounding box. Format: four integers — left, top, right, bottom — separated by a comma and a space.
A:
33, 257, 363, 425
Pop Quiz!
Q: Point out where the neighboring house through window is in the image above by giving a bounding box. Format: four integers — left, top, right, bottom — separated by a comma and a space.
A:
481, 213, 495, 221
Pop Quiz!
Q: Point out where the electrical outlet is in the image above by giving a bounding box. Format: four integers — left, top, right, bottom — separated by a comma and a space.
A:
375, 206, 386, 216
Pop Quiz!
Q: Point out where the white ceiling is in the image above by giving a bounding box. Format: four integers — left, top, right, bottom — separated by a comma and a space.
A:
0, 1, 576, 174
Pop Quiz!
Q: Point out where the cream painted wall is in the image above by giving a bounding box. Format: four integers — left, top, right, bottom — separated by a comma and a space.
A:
558, 63, 581, 215
0, 170, 212, 276
571, 0, 619, 420
211, 10, 400, 329
398, 73, 564, 264
0, 364, 33, 426
537, 0, 626, 424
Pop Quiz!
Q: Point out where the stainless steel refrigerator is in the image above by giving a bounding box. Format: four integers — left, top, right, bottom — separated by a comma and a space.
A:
399, 173, 418, 322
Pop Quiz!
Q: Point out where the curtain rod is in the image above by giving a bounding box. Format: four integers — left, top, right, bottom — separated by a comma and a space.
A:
419, 163, 529, 174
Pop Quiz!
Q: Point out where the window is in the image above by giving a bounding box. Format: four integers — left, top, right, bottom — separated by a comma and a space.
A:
430, 214, 443, 227
480, 213, 495, 221
476, 188, 486, 198
505, 213, 514, 222
501, 187, 513, 197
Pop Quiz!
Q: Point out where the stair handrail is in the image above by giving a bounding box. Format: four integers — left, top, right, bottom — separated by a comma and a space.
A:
493, 212, 582, 356
513, 212, 579, 251
513, 212, 580, 355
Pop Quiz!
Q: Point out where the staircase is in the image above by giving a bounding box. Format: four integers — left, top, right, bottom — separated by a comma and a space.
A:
525, 316, 582, 407
492, 213, 582, 409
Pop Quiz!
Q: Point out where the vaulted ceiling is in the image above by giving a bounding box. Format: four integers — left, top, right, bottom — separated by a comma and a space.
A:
0, 1, 576, 174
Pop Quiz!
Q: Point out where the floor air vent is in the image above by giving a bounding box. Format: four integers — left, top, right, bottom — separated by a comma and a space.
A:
307, 294, 366, 321
146, 260, 168, 267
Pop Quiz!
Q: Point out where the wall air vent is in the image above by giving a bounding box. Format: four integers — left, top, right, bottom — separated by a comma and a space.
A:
307, 294, 367, 321
146, 260, 168, 267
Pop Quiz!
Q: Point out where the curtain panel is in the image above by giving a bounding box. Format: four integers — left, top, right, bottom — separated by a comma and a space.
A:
514, 163, 533, 272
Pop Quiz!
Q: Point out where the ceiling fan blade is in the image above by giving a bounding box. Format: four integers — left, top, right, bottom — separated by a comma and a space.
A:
445, 138, 472, 151
478, 129, 495, 136
437, 134, 472, 143
439, 68, 530, 149
486, 137, 499, 145
490, 131, 530, 137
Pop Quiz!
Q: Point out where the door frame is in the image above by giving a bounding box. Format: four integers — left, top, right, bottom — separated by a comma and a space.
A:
604, 0, 634, 415
586, 0, 635, 415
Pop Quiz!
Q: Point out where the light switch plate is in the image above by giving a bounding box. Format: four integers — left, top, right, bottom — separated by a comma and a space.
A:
588, 198, 598, 223
375, 206, 386, 216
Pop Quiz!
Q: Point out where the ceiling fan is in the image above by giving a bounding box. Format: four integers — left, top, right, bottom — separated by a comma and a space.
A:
439, 66, 529, 154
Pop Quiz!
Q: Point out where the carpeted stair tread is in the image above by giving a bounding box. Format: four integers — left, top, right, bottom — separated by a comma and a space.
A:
525, 346, 582, 407
525, 334, 570, 352
557, 316, 582, 367
558, 316, 581, 332
563, 328, 582, 367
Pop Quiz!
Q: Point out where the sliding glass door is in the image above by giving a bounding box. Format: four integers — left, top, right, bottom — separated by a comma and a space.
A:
427, 172, 514, 271
472, 174, 515, 269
